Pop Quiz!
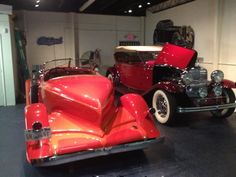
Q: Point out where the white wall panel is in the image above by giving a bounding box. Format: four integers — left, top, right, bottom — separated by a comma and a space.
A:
22, 11, 144, 71
145, 0, 218, 63
219, 0, 236, 65
24, 11, 74, 70
0, 14, 15, 106
79, 30, 116, 67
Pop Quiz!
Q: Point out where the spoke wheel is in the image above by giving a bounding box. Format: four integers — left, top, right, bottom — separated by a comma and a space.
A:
152, 90, 176, 124
211, 88, 235, 119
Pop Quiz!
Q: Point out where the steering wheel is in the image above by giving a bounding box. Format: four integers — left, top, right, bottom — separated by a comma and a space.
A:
46, 67, 68, 80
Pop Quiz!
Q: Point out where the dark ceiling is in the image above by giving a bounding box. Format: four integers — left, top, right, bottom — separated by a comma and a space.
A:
0, 0, 166, 16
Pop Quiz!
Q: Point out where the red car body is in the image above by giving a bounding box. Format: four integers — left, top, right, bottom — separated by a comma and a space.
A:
24, 59, 163, 166
107, 44, 236, 124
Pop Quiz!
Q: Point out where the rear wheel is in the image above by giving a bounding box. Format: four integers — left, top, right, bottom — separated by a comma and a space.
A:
211, 88, 235, 118
152, 90, 176, 124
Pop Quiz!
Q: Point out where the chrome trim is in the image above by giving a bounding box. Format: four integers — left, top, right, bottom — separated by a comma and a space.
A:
177, 102, 236, 113
42, 58, 72, 72
31, 137, 164, 167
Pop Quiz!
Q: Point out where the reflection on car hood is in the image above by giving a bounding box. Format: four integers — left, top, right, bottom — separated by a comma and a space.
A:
43, 75, 113, 110
155, 43, 197, 69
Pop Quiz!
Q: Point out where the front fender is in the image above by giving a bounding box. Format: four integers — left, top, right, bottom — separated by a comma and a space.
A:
25, 103, 49, 130
222, 79, 236, 89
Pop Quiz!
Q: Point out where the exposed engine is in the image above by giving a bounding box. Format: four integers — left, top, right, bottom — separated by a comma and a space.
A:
181, 67, 224, 98
181, 67, 208, 98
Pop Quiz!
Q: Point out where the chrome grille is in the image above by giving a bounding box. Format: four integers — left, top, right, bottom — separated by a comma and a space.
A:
182, 67, 208, 98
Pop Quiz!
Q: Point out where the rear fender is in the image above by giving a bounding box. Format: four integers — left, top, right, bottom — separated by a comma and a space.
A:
25, 79, 31, 106
25, 103, 49, 130
222, 79, 236, 89
25, 103, 52, 163
120, 94, 160, 138
120, 94, 149, 120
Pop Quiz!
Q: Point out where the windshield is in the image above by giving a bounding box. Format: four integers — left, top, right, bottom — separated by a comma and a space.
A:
138, 51, 159, 62
43, 58, 73, 71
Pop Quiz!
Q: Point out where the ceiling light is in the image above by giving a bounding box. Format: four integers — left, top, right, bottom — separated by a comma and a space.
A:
147, 2, 151, 5
36, 0, 40, 3
138, 4, 142, 8
35, 4, 39, 7
128, 9, 132, 13
124, 10, 128, 13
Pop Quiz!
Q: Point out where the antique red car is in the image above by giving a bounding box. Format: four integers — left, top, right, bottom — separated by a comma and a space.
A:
106, 44, 236, 124
24, 59, 163, 166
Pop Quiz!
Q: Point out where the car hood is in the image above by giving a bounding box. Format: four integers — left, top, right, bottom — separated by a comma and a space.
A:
155, 43, 197, 69
43, 75, 113, 110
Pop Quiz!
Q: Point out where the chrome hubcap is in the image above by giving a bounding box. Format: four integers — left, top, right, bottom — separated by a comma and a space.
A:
156, 95, 167, 118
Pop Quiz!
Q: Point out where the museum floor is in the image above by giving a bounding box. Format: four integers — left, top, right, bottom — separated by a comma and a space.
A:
0, 104, 236, 177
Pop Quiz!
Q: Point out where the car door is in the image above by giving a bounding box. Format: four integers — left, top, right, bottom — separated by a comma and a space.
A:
127, 61, 153, 91
114, 52, 130, 86
140, 61, 154, 90
122, 53, 152, 91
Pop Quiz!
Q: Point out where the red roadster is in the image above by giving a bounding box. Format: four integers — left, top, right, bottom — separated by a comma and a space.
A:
24, 59, 163, 166
107, 44, 236, 124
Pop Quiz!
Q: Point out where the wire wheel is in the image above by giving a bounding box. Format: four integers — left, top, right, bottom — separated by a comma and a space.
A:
152, 90, 176, 124
211, 88, 235, 118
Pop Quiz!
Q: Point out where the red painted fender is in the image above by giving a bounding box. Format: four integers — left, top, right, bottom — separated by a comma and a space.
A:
222, 79, 236, 89
120, 94, 149, 120
25, 103, 52, 162
25, 103, 49, 130
25, 79, 31, 106
120, 94, 160, 139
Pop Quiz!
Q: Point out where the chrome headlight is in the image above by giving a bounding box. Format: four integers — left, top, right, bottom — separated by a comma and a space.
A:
213, 85, 222, 96
181, 72, 193, 85
198, 87, 208, 98
211, 70, 224, 83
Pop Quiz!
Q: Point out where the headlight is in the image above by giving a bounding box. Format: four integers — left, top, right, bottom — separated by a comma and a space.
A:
181, 72, 193, 85
213, 85, 222, 96
211, 70, 224, 83
198, 87, 208, 98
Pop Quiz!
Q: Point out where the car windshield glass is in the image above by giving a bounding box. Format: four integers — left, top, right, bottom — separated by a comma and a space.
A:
138, 51, 159, 61
43, 58, 73, 71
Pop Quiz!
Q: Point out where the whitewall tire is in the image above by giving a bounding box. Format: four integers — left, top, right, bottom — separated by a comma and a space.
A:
211, 88, 235, 118
152, 89, 176, 124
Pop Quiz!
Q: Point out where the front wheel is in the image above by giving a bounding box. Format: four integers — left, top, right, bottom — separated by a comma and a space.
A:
152, 90, 176, 125
211, 88, 235, 119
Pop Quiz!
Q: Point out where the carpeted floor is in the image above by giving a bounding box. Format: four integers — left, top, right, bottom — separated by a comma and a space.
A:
0, 104, 236, 177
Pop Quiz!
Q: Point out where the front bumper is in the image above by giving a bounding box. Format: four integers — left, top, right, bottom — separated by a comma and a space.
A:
31, 137, 164, 167
177, 102, 236, 113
